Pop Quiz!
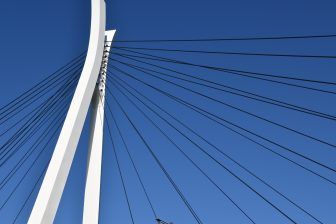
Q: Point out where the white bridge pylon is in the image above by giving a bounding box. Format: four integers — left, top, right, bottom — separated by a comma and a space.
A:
28, 0, 115, 223
83, 30, 115, 224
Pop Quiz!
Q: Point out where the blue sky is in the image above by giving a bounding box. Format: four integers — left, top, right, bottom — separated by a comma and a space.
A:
0, 0, 335, 223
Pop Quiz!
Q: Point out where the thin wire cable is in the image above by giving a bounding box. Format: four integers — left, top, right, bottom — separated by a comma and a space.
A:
111, 48, 336, 86
106, 91, 204, 224
0, 73, 79, 162
0, 68, 81, 154
0, 111, 65, 209
109, 34, 336, 43
0, 60, 84, 125
111, 50, 336, 95
108, 83, 256, 223
107, 68, 336, 186
0, 59, 80, 137
109, 65, 336, 174
105, 104, 158, 219
108, 79, 300, 224
110, 56, 335, 121
0, 52, 85, 115
0, 88, 73, 191
0, 55, 85, 124
103, 101, 136, 224
109, 75, 324, 224
111, 58, 336, 148
12, 164, 48, 223
0, 83, 75, 186
0, 99, 45, 138
113, 46, 336, 60
113, 48, 336, 87
0, 73, 80, 166
0, 62, 83, 128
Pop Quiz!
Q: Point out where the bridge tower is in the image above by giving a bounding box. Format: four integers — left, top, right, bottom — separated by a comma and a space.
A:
28, 0, 115, 223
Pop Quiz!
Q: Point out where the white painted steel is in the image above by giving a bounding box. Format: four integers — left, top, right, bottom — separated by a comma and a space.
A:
83, 30, 115, 224
28, 0, 107, 223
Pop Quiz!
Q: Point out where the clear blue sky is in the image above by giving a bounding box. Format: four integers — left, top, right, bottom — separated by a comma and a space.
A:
0, 0, 335, 223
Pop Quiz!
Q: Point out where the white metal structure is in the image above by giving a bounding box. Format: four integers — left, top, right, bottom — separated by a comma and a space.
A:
28, 0, 114, 223
83, 30, 115, 224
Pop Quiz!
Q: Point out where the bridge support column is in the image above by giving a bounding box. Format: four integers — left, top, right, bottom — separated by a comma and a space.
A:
28, 0, 107, 223
83, 30, 115, 224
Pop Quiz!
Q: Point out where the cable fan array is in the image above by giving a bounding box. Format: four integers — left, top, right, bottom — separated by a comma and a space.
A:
0, 53, 85, 223
0, 33, 335, 223
102, 34, 336, 224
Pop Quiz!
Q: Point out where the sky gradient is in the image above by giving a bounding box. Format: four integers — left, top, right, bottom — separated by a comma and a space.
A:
0, 0, 335, 223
